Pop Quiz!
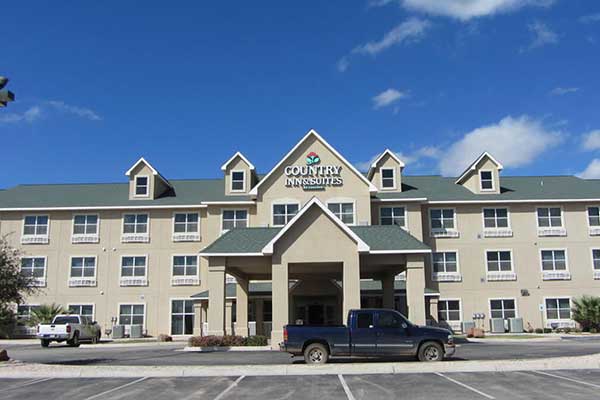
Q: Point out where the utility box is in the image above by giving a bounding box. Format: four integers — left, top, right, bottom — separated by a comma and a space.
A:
130, 325, 143, 338
111, 325, 124, 339
490, 318, 505, 333
509, 318, 524, 333
461, 321, 475, 333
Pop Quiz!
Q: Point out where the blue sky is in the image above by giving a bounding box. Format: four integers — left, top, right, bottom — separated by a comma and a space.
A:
1, 1, 599, 188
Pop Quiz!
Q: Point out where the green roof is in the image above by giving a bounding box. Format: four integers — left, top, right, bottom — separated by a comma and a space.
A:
200, 225, 429, 254
192, 280, 439, 299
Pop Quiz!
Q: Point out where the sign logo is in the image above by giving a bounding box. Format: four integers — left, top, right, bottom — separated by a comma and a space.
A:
306, 152, 320, 166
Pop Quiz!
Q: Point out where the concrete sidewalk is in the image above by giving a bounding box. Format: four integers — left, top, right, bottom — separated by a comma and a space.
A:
2, 353, 600, 379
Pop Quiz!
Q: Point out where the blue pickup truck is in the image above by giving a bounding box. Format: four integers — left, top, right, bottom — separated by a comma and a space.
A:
280, 308, 455, 364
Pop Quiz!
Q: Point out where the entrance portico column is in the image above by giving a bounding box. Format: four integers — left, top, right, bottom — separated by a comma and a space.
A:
343, 254, 361, 319
207, 257, 226, 336
235, 277, 249, 337
192, 303, 203, 336
271, 258, 289, 348
406, 254, 426, 325
382, 272, 395, 309
428, 297, 439, 324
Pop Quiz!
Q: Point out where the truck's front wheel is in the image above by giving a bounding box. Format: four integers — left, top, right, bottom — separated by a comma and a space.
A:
418, 341, 444, 362
304, 343, 329, 365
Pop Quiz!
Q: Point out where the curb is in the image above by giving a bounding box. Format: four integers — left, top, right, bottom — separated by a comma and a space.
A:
181, 346, 272, 352
2, 354, 600, 379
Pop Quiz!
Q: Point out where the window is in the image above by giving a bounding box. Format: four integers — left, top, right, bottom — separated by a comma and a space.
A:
171, 255, 199, 285
380, 207, 406, 227
222, 210, 248, 231
171, 300, 194, 335
22, 215, 49, 244
593, 250, 600, 278
490, 299, 516, 319
541, 250, 570, 280
135, 176, 149, 196
486, 251, 512, 272
376, 311, 404, 329
123, 214, 148, 234
69, 256, 97, 286
438, 300, 461, 324
231, 171, 245, 192
72, 215, 99, 243
430, 209, 457, 237
432, 252, 461, 281
328, 202, 354, 224
119, 304, 145, 326
20, 257, 46, 286
173, 213, 200, 241
480, 170, 494, 190
263, 300, 272, 322
537, 207, 562, 227
357, 312, 373, 329
545, 298, 571, 320
68, 304, 94, 320
483, 208, 509, 229
120, 256, 148, 286
380, 168, 396, 189
588, 207, 600, 235
17, 305, 40, 324
272, 203, 299, 226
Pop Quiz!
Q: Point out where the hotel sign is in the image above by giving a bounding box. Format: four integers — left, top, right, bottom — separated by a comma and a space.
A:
284, 152, 343, 190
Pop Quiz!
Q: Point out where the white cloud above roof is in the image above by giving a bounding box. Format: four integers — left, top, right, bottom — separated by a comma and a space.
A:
550, 87, 579, 96
578, 159, 600, 179
439, 115, 563, 176
523, 21, 558, 51
582, 130, 600, 151
0, 106, 41, 124
372, 88, 409, 109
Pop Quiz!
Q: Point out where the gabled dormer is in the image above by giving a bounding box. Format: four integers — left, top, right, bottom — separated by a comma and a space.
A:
125, 157, 172, 200
221, 151, 257, 195
455, 152, 503, 194
367, 149, 405, 191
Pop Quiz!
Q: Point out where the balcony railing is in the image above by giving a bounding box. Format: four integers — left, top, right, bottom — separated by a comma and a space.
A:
589, 227, 600, 236
172, 232, 201, 242
486, 271, 517, 281
594, 270, 600, 280
542, 270, 571, 280
120, 277, 148, 286
171, 276, 200, 286
21, 235, 49, 245
71, 234, 99, 244
68, 277, 97, 287
483, 228, 513, 238
537, 227, 567, 237
30, 277, 46, 287
432, 272, 462, 282
121, 233, 150, 243
430, 229, 460, 238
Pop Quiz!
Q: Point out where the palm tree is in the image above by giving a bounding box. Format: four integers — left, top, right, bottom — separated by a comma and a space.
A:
29, 303, 65, 326
572, 296, 600, 332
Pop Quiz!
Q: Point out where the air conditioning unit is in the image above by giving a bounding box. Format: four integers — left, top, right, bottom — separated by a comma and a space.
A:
490, 318, 505, 333
130, 325, 143, 338
508, 318, 524, 333
111, 325, 124, 339
461, 321, 475, 333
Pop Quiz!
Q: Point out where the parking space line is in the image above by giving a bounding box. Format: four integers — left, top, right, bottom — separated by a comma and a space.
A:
5, 377, 54, 390
82, 376, 148, 400
213, 375, 245, 400
434, 373, 495, 399
338, 375, 356, 400
532, 370, 600, 389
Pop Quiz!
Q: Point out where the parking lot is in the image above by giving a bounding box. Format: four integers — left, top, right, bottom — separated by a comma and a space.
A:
2, 369, 600, 399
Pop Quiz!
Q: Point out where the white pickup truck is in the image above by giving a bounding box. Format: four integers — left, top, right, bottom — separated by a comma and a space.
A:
37, 314, 101, 347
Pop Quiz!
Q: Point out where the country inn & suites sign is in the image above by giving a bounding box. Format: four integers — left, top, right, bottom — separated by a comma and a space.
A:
284, 152, 343, 190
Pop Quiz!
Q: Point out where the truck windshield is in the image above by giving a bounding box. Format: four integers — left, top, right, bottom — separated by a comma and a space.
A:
52, 316, 79, 324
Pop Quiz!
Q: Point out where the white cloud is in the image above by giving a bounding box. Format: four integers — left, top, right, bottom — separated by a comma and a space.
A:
578, 159, 600, 179
372, 88, 409, 109
370, 0, 555, 21
338, 18, 430, 71
356, 146, 440, 171
47, 100, 102, 121
550, 87, 579, 96
582, 130, 600, 151
439, 115, 563, 176
580, 13, 600, 24
524, 21, 558, 50
0, 106, 42, 124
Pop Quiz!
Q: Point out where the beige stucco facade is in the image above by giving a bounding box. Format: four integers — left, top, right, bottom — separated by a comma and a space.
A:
2, 130, 600, 345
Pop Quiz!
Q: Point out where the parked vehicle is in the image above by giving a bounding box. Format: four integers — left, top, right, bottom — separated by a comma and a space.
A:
37, 314, 101, 347
280, 308, 455, 364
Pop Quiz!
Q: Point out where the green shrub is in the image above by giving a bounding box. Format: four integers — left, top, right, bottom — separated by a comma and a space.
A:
572, 296, 600, 332
157, 334, 172, 342
188, 335, 245, 347
543, 328, 552, 334
590, 328, 598, 334
221, 335, 245, 346
30, 303, 65, 326
244, 335, 268, 346
534, 328, 543, 334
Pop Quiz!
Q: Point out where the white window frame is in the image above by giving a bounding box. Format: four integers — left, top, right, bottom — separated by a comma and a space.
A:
540, 248, 571, 280
117, 302, 147, 333
485, 249, 516, 281
437, 298, 463, 331
590, 248, 600, 280
429, 208, 459, 238
431, 251, 461, 282
379, 206, 407, 228
16, 304, 41, 324
221, 208, 249, 232
536, 206, 566, 237
230, 170, 246, 193
481, 207, 512, 237
67, 303, 96, 321
20, 256, 47, 287
543, 296, 575, 328
587, 206, 600, 236
21, 215, 50, 244
119, 255, 149, 286
171, 254, 200, 286
488, 298, 518, 320
326, 199, 356, 226
68, 255, 97, 287
134, 175, 150, 197
121, 213, 150, 243
380, 167, 396, 190
271, 201, 300, 227
72, 214, 100, 244
479, 170, 495, 191
169, 298, 196, 336
172, 212, 201, 242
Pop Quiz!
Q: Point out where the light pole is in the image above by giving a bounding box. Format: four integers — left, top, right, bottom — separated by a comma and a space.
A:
0, 76, 15, 108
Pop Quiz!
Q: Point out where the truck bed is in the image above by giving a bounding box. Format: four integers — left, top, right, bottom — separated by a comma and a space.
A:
284, 325, 350, 356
